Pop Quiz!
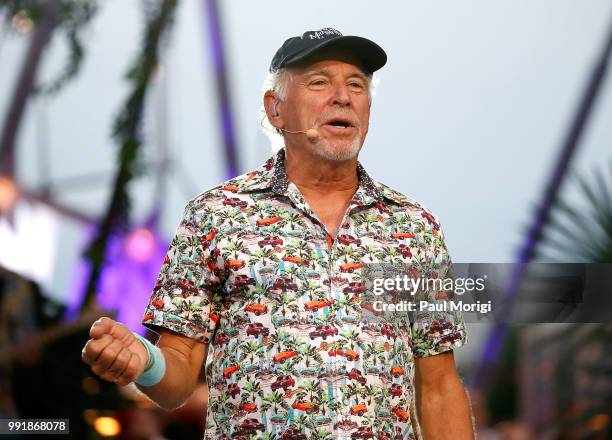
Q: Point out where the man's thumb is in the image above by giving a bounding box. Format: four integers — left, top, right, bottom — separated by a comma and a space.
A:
89, 316, 118, 339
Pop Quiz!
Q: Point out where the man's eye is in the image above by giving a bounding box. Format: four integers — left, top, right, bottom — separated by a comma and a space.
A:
349, 82, 364, 89
310, 79, 327, 86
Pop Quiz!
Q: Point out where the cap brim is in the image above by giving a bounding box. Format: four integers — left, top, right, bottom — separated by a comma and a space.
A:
283, 35, 387, 73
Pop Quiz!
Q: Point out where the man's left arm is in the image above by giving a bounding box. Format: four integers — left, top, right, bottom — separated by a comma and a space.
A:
415, 350, 474, 439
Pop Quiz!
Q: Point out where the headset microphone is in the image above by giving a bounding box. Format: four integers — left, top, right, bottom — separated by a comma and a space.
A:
259, 115, 321, 141
280, 128, 320, 141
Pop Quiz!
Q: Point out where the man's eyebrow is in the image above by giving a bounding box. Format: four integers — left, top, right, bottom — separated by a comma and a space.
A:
302, 68, 330, 78
347, 72, 369, 82
302, 68, 369, 82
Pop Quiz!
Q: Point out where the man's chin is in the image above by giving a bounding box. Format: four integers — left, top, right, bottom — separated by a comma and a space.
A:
313, 138, 362, 162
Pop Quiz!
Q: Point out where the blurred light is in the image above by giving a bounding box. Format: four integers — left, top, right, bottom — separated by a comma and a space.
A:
587, 414, 609, 431
11, 10, 33, 33
82, 409, 98, 425
0, 200, 58, 285
93, 416, 121, 437
124, 228, 156, 261
66, 226, 168, 331
0, 176, 18, 213
82, 376, 100, 395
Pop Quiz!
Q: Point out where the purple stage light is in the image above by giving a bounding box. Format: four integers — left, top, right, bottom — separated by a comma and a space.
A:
125, 228, 156, 262
67, 226, 168, 334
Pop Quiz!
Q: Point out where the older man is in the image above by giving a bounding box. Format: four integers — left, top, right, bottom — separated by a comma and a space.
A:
82, 28, 473, 439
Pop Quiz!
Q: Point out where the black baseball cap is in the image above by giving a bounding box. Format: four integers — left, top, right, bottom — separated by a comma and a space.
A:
270, 27, 387, 74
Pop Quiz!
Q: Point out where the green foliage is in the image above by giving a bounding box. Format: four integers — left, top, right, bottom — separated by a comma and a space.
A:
0, 1, 98, 94
82, 0, 179, 309
537, 160, 612, 262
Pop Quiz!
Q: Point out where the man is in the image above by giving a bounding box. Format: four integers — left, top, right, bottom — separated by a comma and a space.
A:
82, 28, 473, 439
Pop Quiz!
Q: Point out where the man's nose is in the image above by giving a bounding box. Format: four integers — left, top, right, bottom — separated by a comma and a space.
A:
331, 83, 351, 106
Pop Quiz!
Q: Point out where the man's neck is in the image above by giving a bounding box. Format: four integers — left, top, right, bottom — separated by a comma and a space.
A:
283, 146, 359, 197
283, 146, 359, 239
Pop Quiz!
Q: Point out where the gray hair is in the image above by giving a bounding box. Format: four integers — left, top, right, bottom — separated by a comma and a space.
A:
259, 67, 378, 149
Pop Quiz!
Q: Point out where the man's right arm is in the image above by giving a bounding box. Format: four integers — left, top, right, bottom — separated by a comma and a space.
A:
86, 199, 220, 408
135, 328, 207, 409
82, 317, 207, 410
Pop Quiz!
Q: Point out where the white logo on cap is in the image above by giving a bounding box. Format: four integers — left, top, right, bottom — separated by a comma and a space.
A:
308, 28, 342, 39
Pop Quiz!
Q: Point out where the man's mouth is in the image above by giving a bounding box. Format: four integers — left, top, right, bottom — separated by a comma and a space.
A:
321, 117, 356, 129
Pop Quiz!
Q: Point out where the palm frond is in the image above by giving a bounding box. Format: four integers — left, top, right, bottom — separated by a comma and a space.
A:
536, 159, 612, 262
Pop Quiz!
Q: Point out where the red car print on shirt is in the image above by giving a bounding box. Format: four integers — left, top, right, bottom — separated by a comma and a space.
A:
237, 418, 264, 432
206, 260, 218, 272
233, 274, 255, 289
338, 234, 362, 246
351, 426, 374, 439
421, 211, 440, 230
350, 403, 368, 416
282, 255, 305, 265
142, 313, 154, 322
309, 325, 338, 339
392, 232, 415, 239
223, 364, 239, 378
258, 236, 283, 247
240, 402, 257, 413
246, 323, 270, 337
390, 383, 402, 397
390, 366, 404, 377
271, 375, 295, 391
339, 262, 365, 273
348, 368, 367, 386
281, 427, 307, 440
292, 401, 317, 412
256, 216, 282, 227
227, 383, 240, 397
343, 281, 365, 294
328, 348, 359, 361
304, 299, 335, 311
361, 302, 384, 317
222, 197, 248, 208
205, 228, 219, 242
227, 259, 246, 271
381, 324, 396, 339
177, 279, 198, 294
271, 276, 298, 293
215, 332, 230, 346
397, 244, 412, 258
244, 303, 268, 315
392, 406, 409, 422
273, 351, 299, 364
151, 299, 165, 310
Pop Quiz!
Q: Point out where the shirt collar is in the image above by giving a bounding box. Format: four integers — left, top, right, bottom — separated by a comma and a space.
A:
231, 147, 408, 207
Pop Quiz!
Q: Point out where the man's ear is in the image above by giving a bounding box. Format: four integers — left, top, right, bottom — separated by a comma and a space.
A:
264, 91, 283, 129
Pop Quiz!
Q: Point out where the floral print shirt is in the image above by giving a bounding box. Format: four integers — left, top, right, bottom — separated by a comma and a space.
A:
142, 147, 467, 440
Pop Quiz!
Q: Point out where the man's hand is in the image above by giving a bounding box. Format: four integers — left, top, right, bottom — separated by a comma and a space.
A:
81, 317, 148, 386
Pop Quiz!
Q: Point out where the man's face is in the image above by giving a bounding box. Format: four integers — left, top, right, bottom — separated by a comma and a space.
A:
277, 49, 371, 161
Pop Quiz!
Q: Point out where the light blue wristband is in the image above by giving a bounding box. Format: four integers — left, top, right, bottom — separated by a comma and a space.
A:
133, 333, 166, 387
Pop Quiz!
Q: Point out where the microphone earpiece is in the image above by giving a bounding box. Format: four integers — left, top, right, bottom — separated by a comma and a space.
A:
305, 128, 320, 141
279, 127, 320, 141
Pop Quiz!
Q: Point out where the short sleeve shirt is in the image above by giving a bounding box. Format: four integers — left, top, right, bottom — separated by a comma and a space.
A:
142, 148, 467, 440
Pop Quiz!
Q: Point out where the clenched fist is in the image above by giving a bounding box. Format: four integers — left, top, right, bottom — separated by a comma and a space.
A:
81, 317, 149, 386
